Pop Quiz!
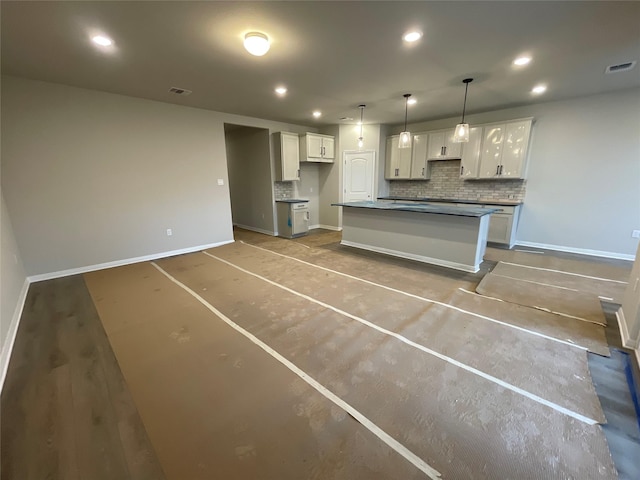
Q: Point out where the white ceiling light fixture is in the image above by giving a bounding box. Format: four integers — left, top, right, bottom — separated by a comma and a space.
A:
531, 84, 547, 94
91, 35, 113, 47
312, 110, 322, 118
453, 78, 473, 143
403, 31, 422, 43
357, 104, 366, 148
274, 86, 287, 96
513, 56, 532, 67
244, 32, 270, 56
398, 94, 412, 149
407, 98, 417, 105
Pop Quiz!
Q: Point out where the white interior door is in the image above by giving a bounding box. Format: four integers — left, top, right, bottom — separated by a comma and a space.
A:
344, 150, 375, 202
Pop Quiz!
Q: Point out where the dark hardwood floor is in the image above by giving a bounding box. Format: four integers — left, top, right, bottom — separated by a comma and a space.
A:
1, 275, 165, 480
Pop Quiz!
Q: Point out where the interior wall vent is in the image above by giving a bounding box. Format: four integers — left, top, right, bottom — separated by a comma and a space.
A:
605, 61, 636, 74
168, 87, 193, 95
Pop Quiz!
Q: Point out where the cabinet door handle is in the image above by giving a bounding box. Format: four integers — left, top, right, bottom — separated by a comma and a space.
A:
500, 165, 504, 175
461, 165, 464, 176
444, 146, 447, 155
297, 169, 300, 178
395, 168, 399, 177
422, 167, 425, 177
496, 165, 500, 175
322, 146, 325, 156
441, 146, 445, 156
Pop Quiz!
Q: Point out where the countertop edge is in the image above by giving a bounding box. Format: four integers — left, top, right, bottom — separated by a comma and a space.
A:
377, 196, 523, 206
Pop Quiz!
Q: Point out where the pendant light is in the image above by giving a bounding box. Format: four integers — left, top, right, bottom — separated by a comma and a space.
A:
357, 104, 366, 148
453, 78, 473, 143
398, 94, 412, 149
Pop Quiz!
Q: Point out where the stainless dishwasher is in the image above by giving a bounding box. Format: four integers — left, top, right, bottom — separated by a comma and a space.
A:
276, 200, 309, 238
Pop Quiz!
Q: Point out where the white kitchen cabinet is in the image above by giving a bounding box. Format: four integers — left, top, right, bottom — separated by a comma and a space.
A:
385, 135, 412, 179
410, 132, 431, 179
300, 133, 335, 163
273, 132, 300, 181
478, 119, 532, 179
427, 129, 462, 160
459, 126, 483, 179
484, 204, 521, 247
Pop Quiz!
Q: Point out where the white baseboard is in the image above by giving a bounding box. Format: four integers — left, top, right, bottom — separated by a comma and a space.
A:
234, 224, 276, 236
615, 307, 640, 350
1, 279, 30, 393
515, 241, 635, 261
312, 224, 342, 232
27, 240, 235, 282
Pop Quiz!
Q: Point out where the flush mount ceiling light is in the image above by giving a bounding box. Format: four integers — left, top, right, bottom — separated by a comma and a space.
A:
244, 32, 270, 56
91, 35, 113, 47
513, 56, 532, 67
312, 111, 322, 118
531, 84, 547, 95
357, 105, 366, 148
403, 31, 422, 43
453, 78, 473, 143
398, 94, 412, 149
274, 86, 287, 96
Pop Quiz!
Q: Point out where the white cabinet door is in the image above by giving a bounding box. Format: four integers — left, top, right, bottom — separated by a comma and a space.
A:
427, 131, 446, 159
280, 132, 300, 181
460, 126, 483, 179
487, 213, 512, 244
322, 136, 335, 159
478, 124, 505, 178
500, 120, 531, 178
410, 133, 429, 179
444, 130, 462, 159
307, 134, 324, 158
385, 135, 411, 179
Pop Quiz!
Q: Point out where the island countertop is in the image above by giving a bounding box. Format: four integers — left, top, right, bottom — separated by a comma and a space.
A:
332, 201, 499, 218
377, 196, 523, 207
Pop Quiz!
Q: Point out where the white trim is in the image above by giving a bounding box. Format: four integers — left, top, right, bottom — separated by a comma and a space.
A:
515, 241, 635, 261
201, 251, 598, 425
27, 240, 234, 282
341, 240, 479, 273
151, 261, 442, 479
636, 348, 640, 370
616, 308, 640, 350
233, 224, 275, 236
1, 279, 30, 393
310, 224, 342, 231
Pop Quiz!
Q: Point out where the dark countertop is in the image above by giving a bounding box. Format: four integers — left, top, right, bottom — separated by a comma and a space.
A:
333, 201, 499, 218
275, 199, 309, 203
377, 196, 522, 207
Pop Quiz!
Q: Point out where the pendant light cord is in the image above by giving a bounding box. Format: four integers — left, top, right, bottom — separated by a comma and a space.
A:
359, 105, 365, 137
461, 82, 469, 123
403, 96, 409, 131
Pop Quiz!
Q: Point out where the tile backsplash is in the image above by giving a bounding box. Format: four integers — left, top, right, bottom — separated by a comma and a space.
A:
388, 160, 526, 202
274, 181, 294, 200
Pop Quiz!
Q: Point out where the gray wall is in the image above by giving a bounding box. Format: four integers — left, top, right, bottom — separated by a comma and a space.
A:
318, 126, 341, 228
390, 87, 640, 258
1, 76, 314, 276
296, 163, 321, 227
225, 126, 274, 234
1, 193, 27, 371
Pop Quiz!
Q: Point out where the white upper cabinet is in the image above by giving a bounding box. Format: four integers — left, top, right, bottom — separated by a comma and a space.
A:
427, 129, 462, 160
273, 132, 300, 181
385, 135, 412, 179
410, 132, 431, 179
478, 119, 532, 179
300, 133, 335, 162
459, 126, 483, 179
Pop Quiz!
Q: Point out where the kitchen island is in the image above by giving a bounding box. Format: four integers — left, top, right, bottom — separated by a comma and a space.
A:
333, 201, 498, 272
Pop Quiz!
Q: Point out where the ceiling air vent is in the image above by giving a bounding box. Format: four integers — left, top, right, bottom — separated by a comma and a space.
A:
605, 61, 636, 74
168, 87, 193, 95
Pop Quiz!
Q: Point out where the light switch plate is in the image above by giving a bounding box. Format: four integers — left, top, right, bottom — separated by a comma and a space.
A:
217, 179, 224, 186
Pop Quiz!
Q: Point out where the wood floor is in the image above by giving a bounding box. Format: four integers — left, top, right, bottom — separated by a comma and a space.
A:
1, 229, 639, 479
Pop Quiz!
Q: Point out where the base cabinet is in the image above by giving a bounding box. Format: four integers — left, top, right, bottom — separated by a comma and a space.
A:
484, 205, 521, 247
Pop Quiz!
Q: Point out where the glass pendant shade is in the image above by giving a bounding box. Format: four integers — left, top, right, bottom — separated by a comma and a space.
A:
453, 123, 470, 143
358, 137, 364, 148
398, 94, 412, 149
453, 78, 473, 143
398, 131, 412, 148
357, 104, 366, 149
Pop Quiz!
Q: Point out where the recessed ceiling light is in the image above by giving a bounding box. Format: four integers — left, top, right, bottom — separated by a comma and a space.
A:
403, 31, 422, 43
531, 84, 547, 95
407, 98, 417, 105
312, 111, 322, 118
91, 35, 113, 47
244, 32, 270, 56
513, 56, 532, 66
275, 86, 287, 95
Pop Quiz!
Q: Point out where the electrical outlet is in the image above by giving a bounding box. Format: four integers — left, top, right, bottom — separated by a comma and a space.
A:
217, 179, 224, 186
632, 230, 640, 238
166, 228, 173, 236
310, 187, 313, 193
508, 194, 515, 199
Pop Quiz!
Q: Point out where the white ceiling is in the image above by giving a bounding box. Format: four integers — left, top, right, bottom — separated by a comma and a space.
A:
2, 1, 639, 127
